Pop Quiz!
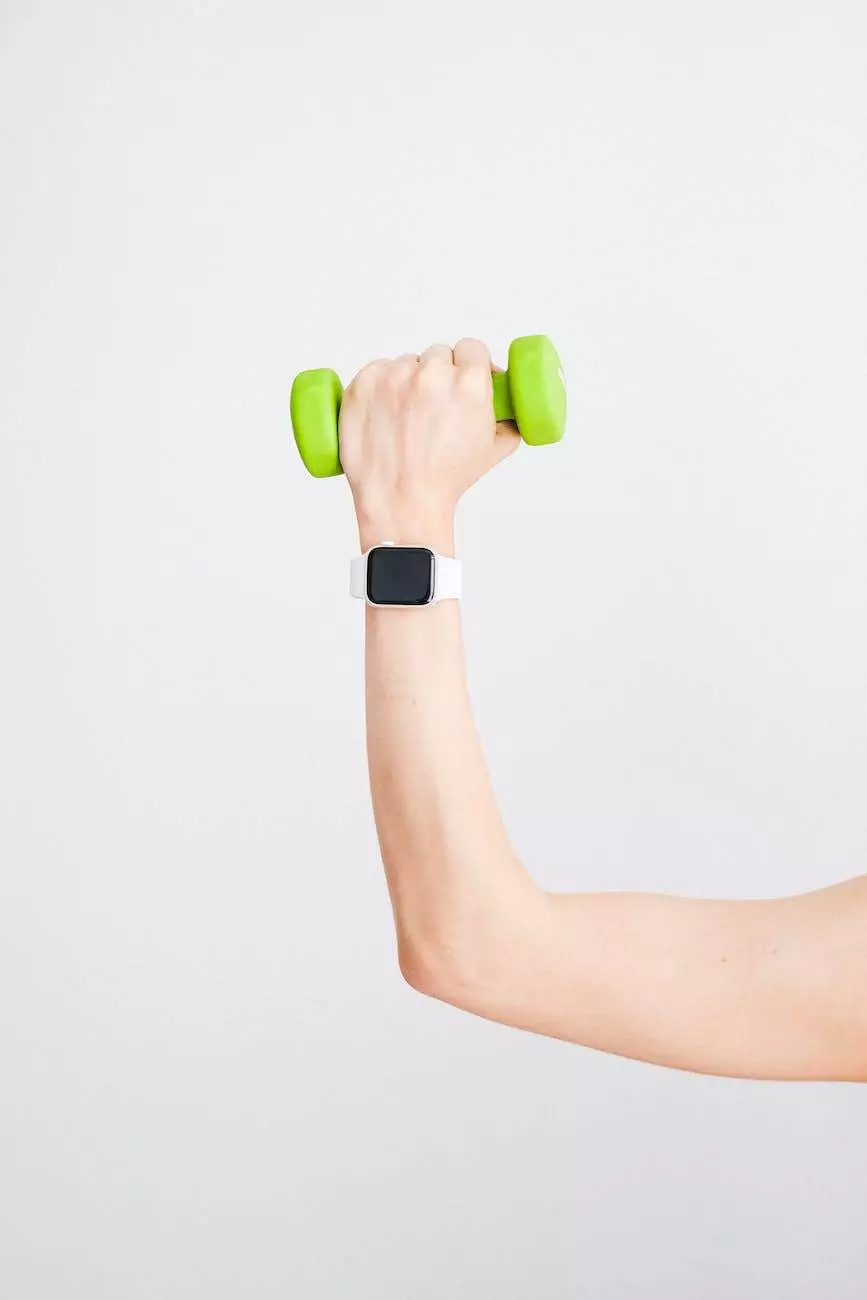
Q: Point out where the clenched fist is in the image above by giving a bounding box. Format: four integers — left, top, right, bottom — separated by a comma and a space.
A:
339, 339, 520, 554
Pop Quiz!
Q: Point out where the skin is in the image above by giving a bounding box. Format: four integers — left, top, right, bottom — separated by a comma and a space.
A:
338, 338, 867, 1082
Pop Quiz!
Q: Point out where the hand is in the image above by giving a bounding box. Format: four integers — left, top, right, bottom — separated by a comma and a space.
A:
338, 339, 521, 553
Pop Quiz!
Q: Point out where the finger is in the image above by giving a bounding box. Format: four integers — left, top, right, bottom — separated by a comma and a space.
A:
419, 343, 453, 364
349, 358, 390, 390
453, 337, 491, 370
387, 352, 420, 384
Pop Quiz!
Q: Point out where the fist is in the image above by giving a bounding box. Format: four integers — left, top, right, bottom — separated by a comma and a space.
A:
338, 339, 520, 551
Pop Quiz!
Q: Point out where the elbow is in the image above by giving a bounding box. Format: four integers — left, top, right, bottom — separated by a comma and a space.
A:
395, 888, 550, 1015
390, 860, 551, 1015
397, 938, 436, 996
398, 936, 481, 1009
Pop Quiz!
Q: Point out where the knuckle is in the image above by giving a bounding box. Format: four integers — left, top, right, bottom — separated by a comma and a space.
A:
381, 363, 408, 393
457, 363, 490, 391
416, 357, 449, 388
352, 359, 387, 392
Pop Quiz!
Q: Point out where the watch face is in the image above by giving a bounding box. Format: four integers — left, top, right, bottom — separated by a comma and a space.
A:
366, 546, 434, 606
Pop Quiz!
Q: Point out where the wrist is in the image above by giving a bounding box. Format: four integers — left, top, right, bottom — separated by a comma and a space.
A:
356, 509, 456, 557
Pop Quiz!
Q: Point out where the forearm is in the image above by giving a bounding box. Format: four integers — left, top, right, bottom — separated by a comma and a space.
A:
364, 535, 545, 987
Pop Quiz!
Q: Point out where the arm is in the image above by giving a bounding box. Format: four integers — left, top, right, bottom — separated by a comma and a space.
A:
339, 339, 867, 1083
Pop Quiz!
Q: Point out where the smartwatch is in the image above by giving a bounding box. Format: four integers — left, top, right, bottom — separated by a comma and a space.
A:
350, 543, 461, 607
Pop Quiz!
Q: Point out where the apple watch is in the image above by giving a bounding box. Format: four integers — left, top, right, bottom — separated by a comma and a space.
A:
350, 543, 461, 607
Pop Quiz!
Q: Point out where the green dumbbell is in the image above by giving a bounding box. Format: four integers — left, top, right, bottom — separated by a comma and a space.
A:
290, 335, 567, 478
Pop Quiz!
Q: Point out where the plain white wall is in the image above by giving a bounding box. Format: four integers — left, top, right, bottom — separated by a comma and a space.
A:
2, 2, 866, 1296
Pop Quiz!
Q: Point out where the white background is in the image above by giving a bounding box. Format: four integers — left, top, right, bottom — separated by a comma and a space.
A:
2, 2, 866, 1296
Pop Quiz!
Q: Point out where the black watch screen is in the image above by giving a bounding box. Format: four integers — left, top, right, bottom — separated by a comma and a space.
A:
366, 546, 434, 606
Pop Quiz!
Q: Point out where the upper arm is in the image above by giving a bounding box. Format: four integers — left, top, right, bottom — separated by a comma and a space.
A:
425, 874, 867, 1082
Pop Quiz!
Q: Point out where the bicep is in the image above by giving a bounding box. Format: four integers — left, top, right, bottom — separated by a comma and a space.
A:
484, 877, 867, 1080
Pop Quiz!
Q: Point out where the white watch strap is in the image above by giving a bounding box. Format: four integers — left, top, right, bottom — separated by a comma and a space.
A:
349, 547, 461, 603
432, 553, 461, 601
349, 552, 368, 599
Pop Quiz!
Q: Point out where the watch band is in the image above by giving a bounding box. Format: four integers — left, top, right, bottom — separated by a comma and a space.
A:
349, 545, 462, 604
431, 552, 461, 601
349, 552, 368, 599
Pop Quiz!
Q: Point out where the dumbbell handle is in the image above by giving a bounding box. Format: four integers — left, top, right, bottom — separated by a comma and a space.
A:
491, 370, 516, 425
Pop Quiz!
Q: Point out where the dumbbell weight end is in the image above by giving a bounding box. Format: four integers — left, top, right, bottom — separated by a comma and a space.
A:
290, 368, 344, 479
